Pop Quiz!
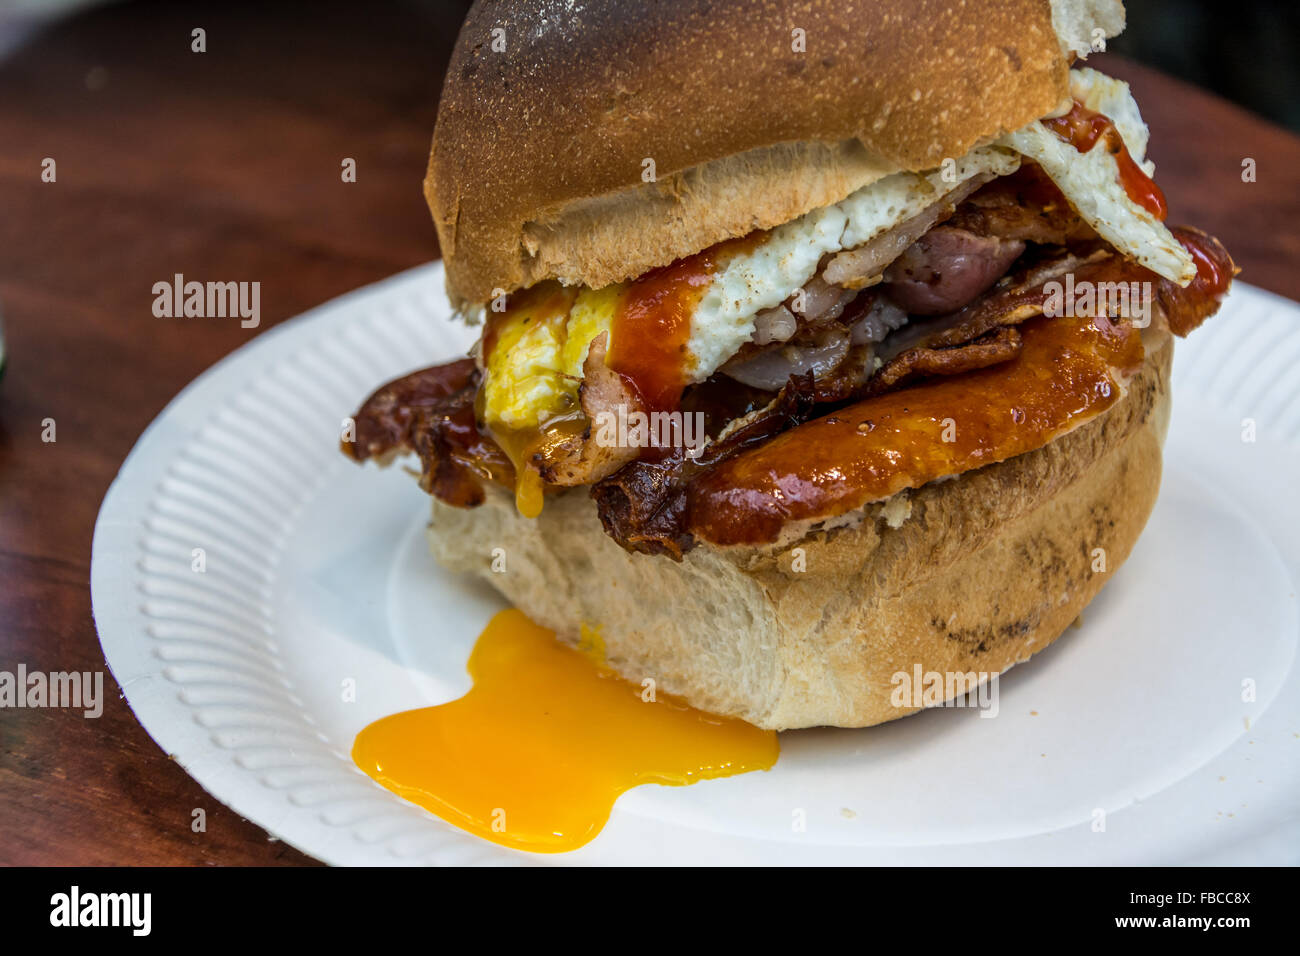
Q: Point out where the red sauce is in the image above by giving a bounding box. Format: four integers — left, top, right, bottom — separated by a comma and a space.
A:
1177, 228, 1234, 301
1150, 226, 1237, 337
607, 255, 716, 414
685, 312, 1145, 546
1043, 101, 1168, 220
1069, 224, 1234, 337
608, 232, 769, 414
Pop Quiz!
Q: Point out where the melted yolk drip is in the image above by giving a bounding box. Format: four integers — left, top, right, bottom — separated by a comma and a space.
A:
487, 428, 548, 518
352, 609, 779, 854
489, 416, 590, 518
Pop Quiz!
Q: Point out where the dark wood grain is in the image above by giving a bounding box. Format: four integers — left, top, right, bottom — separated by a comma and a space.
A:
0, 1, 1297, 866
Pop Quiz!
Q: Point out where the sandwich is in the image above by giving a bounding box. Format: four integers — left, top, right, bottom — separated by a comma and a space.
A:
342, 0, 1235, 730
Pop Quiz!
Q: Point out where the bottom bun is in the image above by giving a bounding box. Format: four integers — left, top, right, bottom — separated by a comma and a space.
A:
428, 332, 1173, 730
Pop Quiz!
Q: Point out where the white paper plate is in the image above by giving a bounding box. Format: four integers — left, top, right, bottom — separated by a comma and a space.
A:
92, 265, 1300, 865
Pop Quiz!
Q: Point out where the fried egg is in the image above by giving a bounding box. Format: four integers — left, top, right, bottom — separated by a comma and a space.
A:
483, 147, 1020, 431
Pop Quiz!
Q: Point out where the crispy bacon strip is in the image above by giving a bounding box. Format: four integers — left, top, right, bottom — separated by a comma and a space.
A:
591, 375, 817, 559
947, 163, 1097, 245
591, 326, 1026, 557
863, 326, 1023, 398
343, 358, 511, 508
343, 359, 477, 463
1154, 227, 1236, 336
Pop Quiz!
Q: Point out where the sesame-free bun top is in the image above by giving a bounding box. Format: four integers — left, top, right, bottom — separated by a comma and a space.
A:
425, 0, 1125, 310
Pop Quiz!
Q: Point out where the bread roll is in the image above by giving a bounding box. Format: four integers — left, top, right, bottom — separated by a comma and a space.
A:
425, 0, 1124, 310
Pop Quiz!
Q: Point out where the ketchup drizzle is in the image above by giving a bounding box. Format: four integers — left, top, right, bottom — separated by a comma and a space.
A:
1043, 101, 1168, 220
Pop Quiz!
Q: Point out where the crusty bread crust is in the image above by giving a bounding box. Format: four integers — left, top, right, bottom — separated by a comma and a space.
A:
427, 330, 1171, 730
426, 0, 1123, 310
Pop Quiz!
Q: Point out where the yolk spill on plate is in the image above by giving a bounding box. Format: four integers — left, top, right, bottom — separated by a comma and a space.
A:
352, 609, 779, 853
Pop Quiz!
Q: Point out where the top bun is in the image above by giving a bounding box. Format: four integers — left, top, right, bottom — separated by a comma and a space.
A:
425, 0, 1125, 310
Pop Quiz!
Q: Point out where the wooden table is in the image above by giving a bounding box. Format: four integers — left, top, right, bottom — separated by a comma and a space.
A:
2, 0, 1298, 866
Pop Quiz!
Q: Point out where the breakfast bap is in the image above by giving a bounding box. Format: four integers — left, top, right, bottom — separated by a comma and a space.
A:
343, 0, 1234, 729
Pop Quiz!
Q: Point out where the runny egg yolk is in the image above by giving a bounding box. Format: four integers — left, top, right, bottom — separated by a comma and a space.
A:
482, 283, 617, 433
351, 609, 779, 854
480, 282, 620, 517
